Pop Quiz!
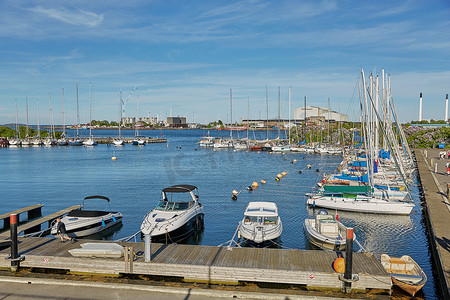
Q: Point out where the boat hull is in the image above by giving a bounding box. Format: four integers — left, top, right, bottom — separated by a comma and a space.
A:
303, 219, 347, 251
307, 196, 414, 215
51, 213, 123, 238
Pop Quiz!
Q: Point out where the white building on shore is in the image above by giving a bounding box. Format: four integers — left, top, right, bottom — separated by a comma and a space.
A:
294, 106, 348, 122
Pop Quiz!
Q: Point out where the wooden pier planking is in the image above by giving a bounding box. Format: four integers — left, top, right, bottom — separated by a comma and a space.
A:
0, 205, 81, 237
0, 204, 43, 228
0, 237, 392, 291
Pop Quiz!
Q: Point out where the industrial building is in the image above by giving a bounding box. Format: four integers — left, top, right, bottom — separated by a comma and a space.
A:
166, 116, 187, 128
294, 106, 348, 122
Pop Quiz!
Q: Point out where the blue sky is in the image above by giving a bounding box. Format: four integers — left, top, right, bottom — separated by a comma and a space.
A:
1, 0, 449, 125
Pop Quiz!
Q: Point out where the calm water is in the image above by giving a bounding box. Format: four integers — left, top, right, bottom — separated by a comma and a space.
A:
1, 129, 438, 298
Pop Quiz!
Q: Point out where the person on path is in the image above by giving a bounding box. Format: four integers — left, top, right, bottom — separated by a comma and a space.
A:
446, 161, 450, 175
56, 217, 75, 243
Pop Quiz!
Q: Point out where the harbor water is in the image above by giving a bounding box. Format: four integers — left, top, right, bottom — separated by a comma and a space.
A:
0, 129, 438, 298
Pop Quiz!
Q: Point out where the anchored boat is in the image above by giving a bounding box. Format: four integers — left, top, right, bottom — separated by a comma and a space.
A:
303, 209, 353, 250
140, 185, 204, 243
238, 202, 282, 246
51, 195, 123, 238
381, 254, 427, 297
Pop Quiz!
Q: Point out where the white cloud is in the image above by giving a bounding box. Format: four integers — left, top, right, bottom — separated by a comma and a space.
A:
30, 6, 103, 27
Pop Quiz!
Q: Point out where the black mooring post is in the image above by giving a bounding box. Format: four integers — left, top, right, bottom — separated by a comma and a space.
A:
343, 228, 354, 293
10, 214, 19, 271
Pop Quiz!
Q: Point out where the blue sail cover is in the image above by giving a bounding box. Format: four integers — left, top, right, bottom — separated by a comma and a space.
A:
335, 173, 368, 183
298, 140, 306, 145
379, 149, 390, 159
348, 161, 367, 167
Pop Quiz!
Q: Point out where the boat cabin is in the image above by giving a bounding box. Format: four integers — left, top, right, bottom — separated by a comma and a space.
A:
243, 202, 279, 226
156, 184, 199, 211
315, 214, 340, 238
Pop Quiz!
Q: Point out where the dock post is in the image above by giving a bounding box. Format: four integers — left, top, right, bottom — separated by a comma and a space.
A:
10, 214, 19, 272
343, 228, 354, 293
144, 234, 151, 262
435, 162, 438, 173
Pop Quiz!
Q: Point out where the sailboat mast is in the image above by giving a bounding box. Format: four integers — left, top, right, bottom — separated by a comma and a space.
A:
36, 99, 40, 138
62, 88, 65, 138
14, 99, 18, 139
230, 88, 233, 140
266, 85, 269, 140
247, 96, 249, 140
304, 96, 306, 144
26, 96, 29, 138
327, 97, 330, 144
89, 82, 92, 137
49, 93, 55, 139
76, 83, 79, 138
288, 87, 291, 144
118, 91, 122, 138
277, 87, 280, 139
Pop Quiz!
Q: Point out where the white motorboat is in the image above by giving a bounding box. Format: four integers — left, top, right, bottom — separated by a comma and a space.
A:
306, 192, 414, 215
271, 145, 291, 152
303, 209, 353, 251
198, 136, 216, 147
83, 137, 98, 146
132, 136, 146, 145
238, 202, 282, 246
51, 195, 123, 238
213, 139, 233, 148
140, 185, 204, 243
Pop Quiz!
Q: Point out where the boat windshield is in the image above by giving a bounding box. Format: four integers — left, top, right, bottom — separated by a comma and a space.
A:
244, 215, 277, 225
155, 201, 190, 211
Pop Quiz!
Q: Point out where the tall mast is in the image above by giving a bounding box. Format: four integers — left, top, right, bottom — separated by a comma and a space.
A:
327, 97, 330, 144
49, 93, 55, 139
230, 88, 233, 140
118, 91, 122, 138
26, 96, 29, 138
266, 84, 269, 140
277, 87, 280, 139
62, 88, 65, 138
76, 83, 79, 138
247, 96, 249, 140
36, 99, 40, 138
89, 82, 92, 137
14, 99, 18, 139
304, 96, 306, 144
288, 87, 291, 144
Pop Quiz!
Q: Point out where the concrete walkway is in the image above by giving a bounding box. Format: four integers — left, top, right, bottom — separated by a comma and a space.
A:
414, 149, 450, 298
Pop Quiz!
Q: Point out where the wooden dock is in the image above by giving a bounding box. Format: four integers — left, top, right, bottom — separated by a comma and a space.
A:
415, 149, 450, 298
0, 204, 43, 230
0, 237, 392, 292
0, 205, 81, 237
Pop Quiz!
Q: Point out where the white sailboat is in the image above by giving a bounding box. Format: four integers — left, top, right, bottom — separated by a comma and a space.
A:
21, 97, 32, 146
57, 88, 69, 146
132, 95, 146, 145
113, 91, 125, 146
32, 99, 43, 146
84, 83, 98, 146
70, 84, 83, 146
43, 93, 57, 146
9, 99, 21, 146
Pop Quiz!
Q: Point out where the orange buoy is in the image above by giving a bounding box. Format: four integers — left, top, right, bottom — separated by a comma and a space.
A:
282, 171, 287, 177
260, 179, 266, 184
277, 173, 282, 179
111, 156, 117, 160
232, 190, 239, 195
252, 182, 259, 188
333, 257, 345, 273
293, 159, 297, 163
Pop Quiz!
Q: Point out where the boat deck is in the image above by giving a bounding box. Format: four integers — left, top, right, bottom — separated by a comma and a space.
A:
0, 237, 392, 292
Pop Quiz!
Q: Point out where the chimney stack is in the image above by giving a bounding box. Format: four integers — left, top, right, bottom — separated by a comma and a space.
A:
419, 93, 423, 122
446, 94, 449, 123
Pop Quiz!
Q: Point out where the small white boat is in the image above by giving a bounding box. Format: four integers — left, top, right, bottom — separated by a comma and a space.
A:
69, 243, 124, 258
43, 138, 56, 146
140, 185, 204, 243
381, 254, 427, 297
198, 136, 216, 147
213, 139, 233, 148
132, 136, 146, 145
303, 209, 352, 250
238, 202, 282, 246
32, 138, 43, 146
271, 145, 291, 152
51, 195, 123, 238
8, 138, 21, 146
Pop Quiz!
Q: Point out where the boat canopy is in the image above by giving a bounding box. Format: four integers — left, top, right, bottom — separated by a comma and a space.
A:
245, 202, 278, 217
162, 185, 197, 193
84, 195, 110, 202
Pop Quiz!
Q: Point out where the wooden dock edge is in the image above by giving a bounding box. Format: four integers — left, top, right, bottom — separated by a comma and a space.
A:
0, 253, 392, 292
414, 149, 450, 299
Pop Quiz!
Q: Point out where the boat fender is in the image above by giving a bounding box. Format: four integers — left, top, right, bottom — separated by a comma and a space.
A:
102, 220, 106, 227
112, 216, 117, 223
232, 195, 237, 200
333, 257, 345, 273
